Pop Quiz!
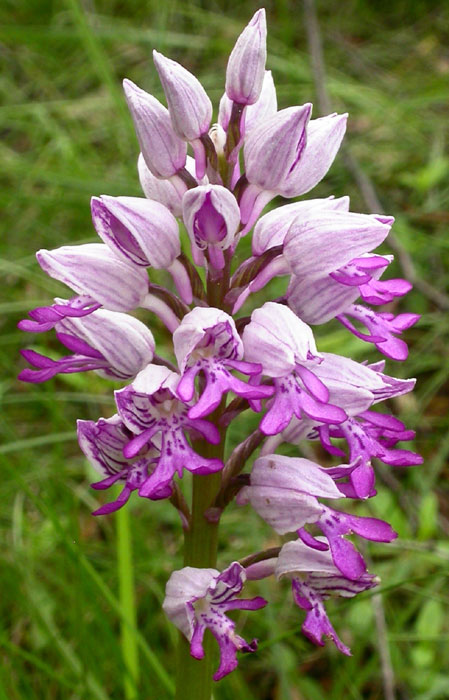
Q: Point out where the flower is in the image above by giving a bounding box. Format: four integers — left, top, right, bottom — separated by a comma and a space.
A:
238, 453, 397, 579
18, 243, 149, 333
115, 365, 223, 498
243, 303, 356, 433
19, 307, 155, 383
174, 307, 274, 418
276, 539, 378, 654
163, 562, 267, 680
77, 415, 167, 514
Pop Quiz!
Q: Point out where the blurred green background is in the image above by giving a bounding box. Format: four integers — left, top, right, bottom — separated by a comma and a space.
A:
1, 0, 449, 698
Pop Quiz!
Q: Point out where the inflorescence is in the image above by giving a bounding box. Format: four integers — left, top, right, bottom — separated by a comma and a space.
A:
19, 9, 422, 681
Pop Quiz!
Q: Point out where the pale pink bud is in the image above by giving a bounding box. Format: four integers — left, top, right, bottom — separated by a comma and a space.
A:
225, 8, 267, 105
219, 70, 277, 132
91, 195, 180, 269
123, 79, 187, 178
153, 50, 212, 142
244, 104, 312, 192
138, 154, 206, 217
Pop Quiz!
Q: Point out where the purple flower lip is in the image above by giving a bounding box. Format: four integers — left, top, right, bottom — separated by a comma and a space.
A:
337, 305, 420, 361
276, 540, 378, 655
163, 562, 267, 680
114, 364, 224, 498
18, 297, 102, 333
173, 307, 274, 419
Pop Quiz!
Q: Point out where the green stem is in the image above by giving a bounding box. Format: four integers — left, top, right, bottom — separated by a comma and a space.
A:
174, 264, 230, 700
117, 503, 140, 699
174, 427, 226, 700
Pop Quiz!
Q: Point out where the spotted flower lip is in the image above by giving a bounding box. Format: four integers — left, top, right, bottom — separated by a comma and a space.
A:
77, 415, 167, 515
18, 307, 155, 383
163, 562, 267, 681
115, 364, 223, 497
173, 307, 274, 419
123, 78, 187, 178
319, 411, 423, 499
337, 305, 420, 361
276, 539, 378, 654
225, 8, 267, 106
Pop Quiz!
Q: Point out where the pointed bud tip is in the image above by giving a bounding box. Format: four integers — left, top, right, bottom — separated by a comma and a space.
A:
251, 7, 266, 27
122, 78, 141, 99
152, 49, 164, 66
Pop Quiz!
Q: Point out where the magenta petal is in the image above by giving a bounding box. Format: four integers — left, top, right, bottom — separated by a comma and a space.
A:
56, 332, 103, 358
299, 391, 347, 425
295, 364, 329, 402
347, 514, 397, 543
177, 365, 199, 402
260, 390, 294, 435
187, 418, 221, 444
325, 533, 367, 580
190, 623, 206, 660
298, 528, 329, 551
92, 485, 132, 515
293, 580, 351, 655
124, 428, 156, 458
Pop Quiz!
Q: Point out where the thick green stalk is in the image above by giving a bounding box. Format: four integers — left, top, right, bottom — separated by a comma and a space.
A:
174, 469, 223, 700
174, 263, 230, 700
117, 503, 140, 699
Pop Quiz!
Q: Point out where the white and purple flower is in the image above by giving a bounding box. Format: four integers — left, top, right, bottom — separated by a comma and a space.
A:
163, 562, 267, 680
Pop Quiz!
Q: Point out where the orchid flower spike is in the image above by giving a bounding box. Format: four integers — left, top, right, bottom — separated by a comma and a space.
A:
17, 8, 421, 690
